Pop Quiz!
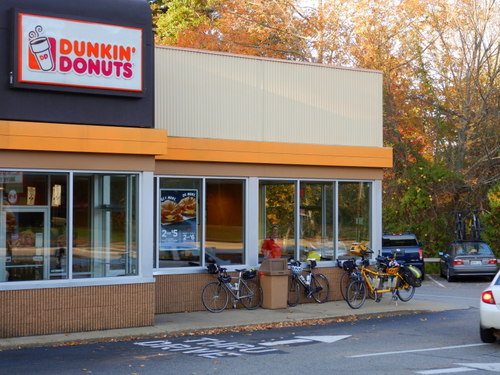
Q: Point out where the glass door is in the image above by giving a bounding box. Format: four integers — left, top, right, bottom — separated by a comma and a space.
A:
1, 207, 49, 281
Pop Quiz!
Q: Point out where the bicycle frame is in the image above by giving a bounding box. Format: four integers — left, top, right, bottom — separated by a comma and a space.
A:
359, 266, 409, 296
218, 272, 255, 307
293, 270, 312, 289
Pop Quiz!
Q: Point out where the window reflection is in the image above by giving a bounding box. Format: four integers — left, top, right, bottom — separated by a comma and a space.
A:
72, 174, 138, 278
338, 182, 371, 255
259, 181, 295, 262
299, 182, 334, 261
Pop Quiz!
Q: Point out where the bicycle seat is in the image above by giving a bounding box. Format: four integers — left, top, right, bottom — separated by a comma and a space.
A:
235, 268, 247, 272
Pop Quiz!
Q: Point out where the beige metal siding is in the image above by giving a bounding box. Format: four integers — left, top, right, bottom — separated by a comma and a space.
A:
155, 47, 383, 147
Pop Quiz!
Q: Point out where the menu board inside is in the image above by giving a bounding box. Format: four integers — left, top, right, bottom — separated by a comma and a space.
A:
159, 189, 198, 252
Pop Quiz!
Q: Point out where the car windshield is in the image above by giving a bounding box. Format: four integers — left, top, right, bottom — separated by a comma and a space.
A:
453, 242, 493, 256
382, 236, 418, 247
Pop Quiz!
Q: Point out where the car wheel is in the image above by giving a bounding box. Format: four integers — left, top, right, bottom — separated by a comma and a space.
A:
480, 326, 496, 343
446, 268, 454, 282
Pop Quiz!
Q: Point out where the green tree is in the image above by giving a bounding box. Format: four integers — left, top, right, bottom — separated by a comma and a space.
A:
482, 183, 500, 255
152, 0, 499, 256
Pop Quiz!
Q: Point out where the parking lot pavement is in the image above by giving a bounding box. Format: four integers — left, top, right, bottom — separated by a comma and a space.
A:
0, 293, 467, 351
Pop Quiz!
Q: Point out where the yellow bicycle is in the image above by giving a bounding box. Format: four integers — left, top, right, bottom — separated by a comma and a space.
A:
345, 246, 420, 309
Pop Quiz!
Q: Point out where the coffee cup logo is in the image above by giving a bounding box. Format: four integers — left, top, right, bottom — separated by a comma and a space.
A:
28, 25, 54, 71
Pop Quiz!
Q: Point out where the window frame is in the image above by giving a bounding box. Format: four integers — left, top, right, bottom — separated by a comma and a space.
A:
0, 168, 149, 291
258, 178, 375, 263
153, 175, 249, 275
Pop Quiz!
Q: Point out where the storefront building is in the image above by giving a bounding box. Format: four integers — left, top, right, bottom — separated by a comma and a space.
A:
0, 1, 392, 337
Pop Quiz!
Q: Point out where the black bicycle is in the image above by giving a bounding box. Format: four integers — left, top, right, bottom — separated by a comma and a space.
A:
202, 263, 262, 312
287, 259, 330, 307
337, 257, 358, 301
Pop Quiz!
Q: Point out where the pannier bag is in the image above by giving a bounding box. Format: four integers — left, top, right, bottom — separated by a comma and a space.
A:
408, 265, 422, 279
207, 263, 219, 274
342, 259, 355, 272
399, 265, 422, 287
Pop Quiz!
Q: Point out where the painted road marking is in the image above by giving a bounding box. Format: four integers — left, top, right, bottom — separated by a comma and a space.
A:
347, 343, 487, 358
427, 275, 447, 288
135, 335, 350, 359
135, 337, 278, 358
456, 363, 500, 372
416, 368, 474, 374
415, 363, 500, 374
260, 335, 351, 346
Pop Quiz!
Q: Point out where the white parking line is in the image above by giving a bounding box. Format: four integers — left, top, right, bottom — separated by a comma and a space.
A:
415, 367, 474, 374
347, 343, 487, 358
415, 363, 500, 374
427, 275, 447, 288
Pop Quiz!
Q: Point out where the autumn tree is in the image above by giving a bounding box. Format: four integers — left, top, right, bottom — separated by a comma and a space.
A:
152, 0, 499, 255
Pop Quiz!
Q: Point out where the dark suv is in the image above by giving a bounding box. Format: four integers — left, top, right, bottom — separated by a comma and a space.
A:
382, 233, 425, 279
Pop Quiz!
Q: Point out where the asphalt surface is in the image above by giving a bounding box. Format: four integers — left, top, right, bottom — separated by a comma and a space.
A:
0, 287, 467, 351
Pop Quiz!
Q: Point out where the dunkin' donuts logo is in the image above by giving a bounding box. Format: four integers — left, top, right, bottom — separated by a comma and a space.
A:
19, 13, 142, 92
28, 25, 136, 79
28, 26, 56, 71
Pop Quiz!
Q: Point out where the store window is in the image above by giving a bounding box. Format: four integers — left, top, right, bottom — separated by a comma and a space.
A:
0, 170, 139, 282
206, 179, 245, 265
73, 174, 138, 278
338, 182, 371, 255
157, 177, 245, 268
299, 182, 335, 261
259, 181, 295, 262
259, 179, 372, 261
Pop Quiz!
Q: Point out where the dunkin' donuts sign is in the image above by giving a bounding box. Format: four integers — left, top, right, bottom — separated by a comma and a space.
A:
17, 13, 142, 93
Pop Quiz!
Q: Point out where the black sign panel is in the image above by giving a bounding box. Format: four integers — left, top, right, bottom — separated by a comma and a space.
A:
0, 0, 154, 128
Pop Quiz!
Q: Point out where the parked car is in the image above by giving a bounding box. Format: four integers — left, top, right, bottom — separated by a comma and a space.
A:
480, 270, 500, 343
382, 233, 425, 279
439, 240, 498, 282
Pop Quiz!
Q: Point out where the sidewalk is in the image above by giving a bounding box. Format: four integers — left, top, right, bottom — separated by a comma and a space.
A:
0, 297, 467, 351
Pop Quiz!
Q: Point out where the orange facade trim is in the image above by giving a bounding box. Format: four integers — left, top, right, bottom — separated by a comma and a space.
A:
0, 120, 168, 156
157, 137, 393, 168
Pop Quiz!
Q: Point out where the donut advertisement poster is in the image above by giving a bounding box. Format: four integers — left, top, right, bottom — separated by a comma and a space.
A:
159, 189, 198, 251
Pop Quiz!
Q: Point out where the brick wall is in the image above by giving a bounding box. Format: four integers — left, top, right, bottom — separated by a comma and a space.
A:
154, 267, 343, 314
0, 283, 155, 338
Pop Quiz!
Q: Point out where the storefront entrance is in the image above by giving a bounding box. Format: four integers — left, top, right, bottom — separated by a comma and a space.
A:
1, 207, 51, 281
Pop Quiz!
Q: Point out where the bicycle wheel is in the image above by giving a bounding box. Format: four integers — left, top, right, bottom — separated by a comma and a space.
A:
201, 282, 229, 312
311, 273, 330, 303
339, 271, 351, 301
287, 275, 300, 307
396, 278, 415, 302
239, 280, 262, 310
346, 279, 366, 309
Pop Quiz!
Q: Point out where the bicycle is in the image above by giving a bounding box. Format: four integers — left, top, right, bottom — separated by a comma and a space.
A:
337, 257, 357, 301
471, 210, 483, 241
201, 263, 263, 313
337, 244, 377, 301
453, 210, 466, 241
345, 248, 419, 309
287, 259, 330, 307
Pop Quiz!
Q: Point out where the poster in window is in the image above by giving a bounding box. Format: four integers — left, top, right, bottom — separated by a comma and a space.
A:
159, 189, 197, 250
